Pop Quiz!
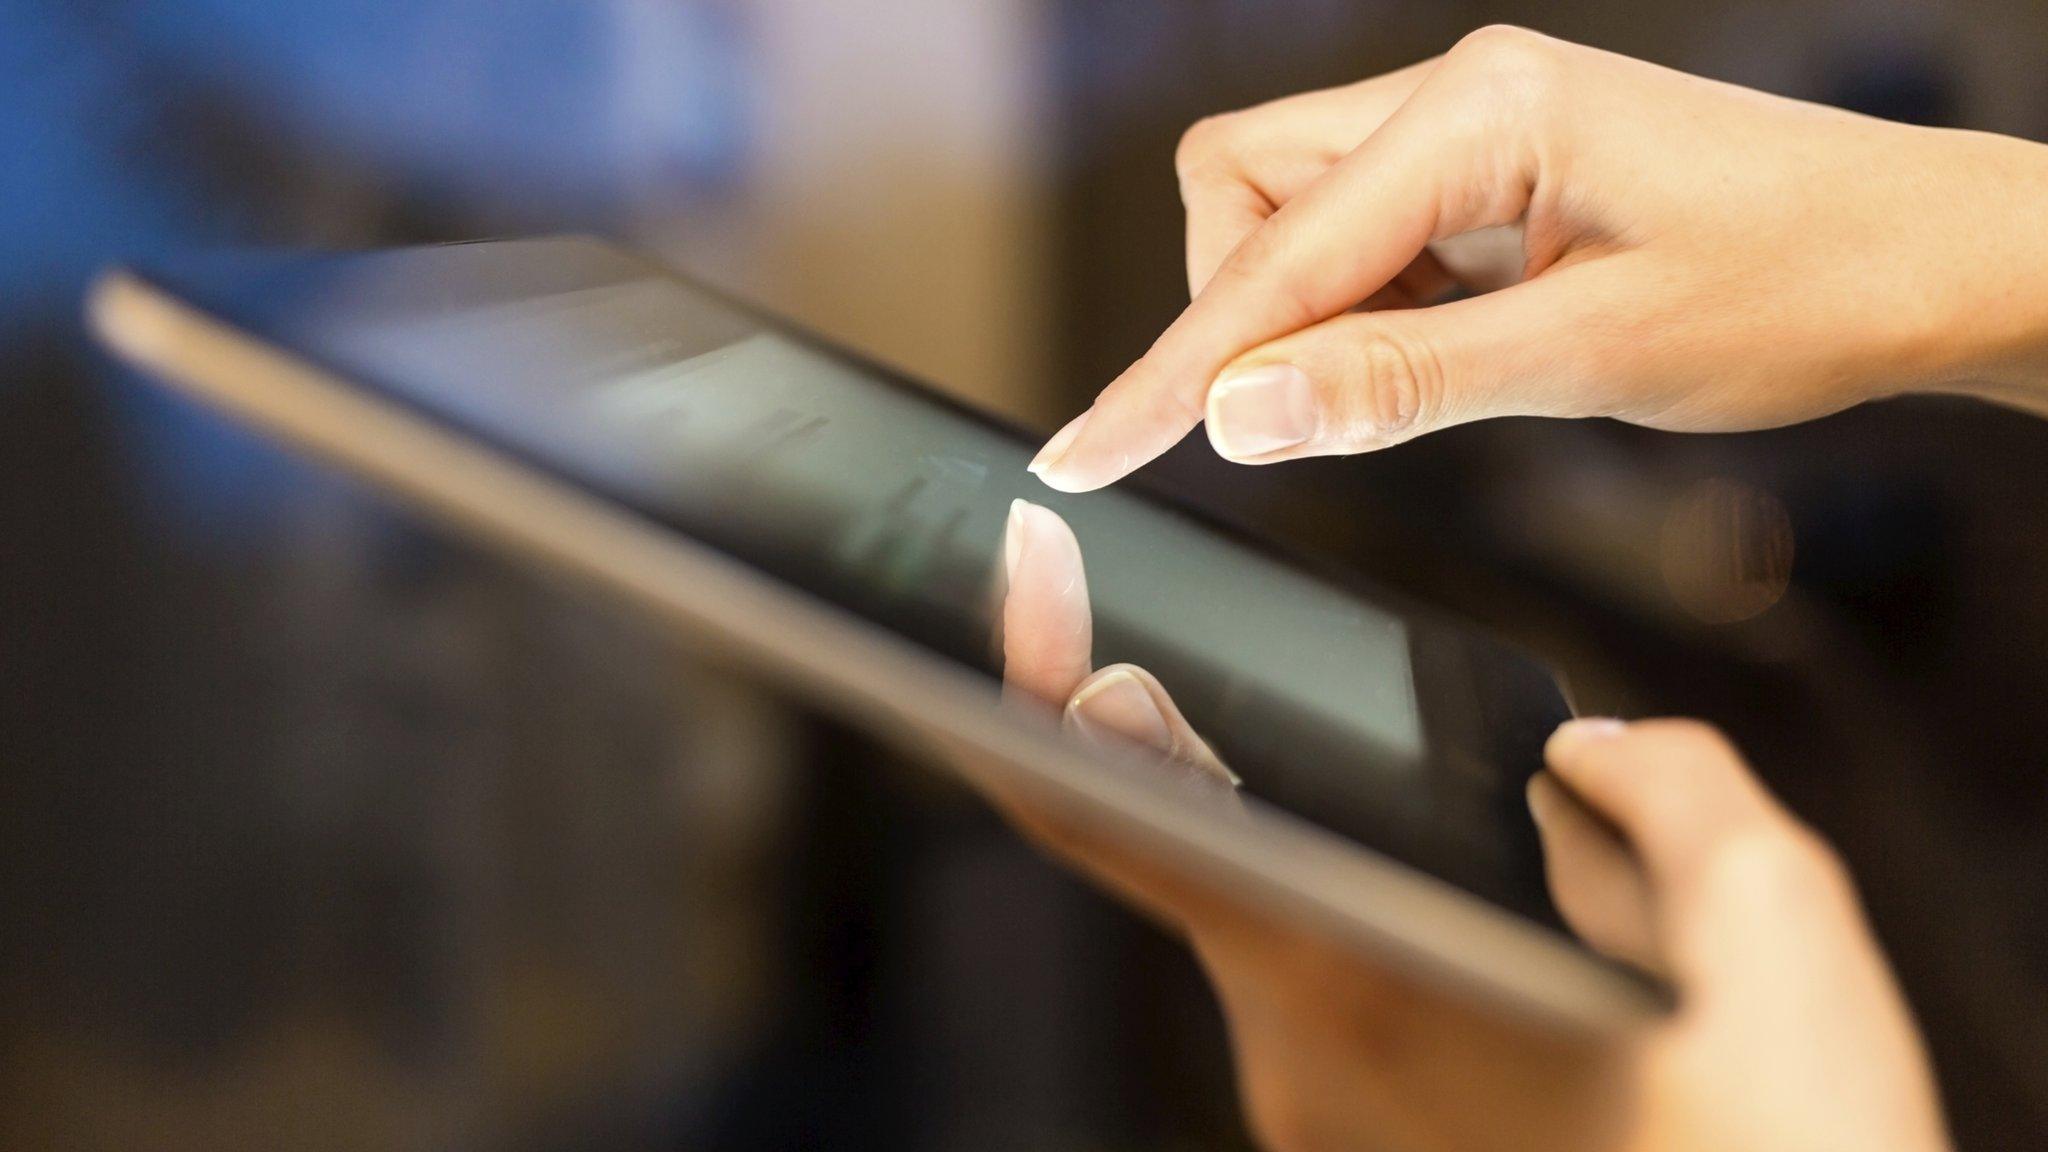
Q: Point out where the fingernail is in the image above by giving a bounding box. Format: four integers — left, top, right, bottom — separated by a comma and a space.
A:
1206, 364, 1316, 460
1066, 667, 1174, 753
1003, 498, 1031, 583
1027, 410, 1091, 476
1549, 717, 1628, 753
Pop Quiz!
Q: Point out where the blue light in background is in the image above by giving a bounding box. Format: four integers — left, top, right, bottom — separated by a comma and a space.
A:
1, 0, 756, 535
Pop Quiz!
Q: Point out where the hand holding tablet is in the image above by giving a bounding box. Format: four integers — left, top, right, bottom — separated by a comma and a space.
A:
1001, 21, 2048, 1148
994, 502, 1948, 1152
93, 235, 1655, 1032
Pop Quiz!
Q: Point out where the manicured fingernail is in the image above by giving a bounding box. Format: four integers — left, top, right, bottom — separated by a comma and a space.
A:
1066, 667, 1174, 753
1003, 498, 1031, 582
1206, 364, 1316, 460
1028, 410, 1091, 476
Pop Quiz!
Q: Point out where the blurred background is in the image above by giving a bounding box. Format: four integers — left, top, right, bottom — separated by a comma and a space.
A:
6, 2, 2048, 1149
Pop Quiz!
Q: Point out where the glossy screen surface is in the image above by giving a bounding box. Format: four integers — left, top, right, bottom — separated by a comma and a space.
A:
143, 238, 1575, 925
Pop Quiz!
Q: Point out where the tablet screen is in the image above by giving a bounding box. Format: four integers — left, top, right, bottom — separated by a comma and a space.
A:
143, 238, 1572, 927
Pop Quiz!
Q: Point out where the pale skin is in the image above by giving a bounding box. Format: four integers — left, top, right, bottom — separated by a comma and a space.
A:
1026, 26, 2048, 491
988, 23, 2048, 1152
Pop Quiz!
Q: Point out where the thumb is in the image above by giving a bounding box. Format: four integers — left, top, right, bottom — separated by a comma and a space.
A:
1540, 719, 1894, 1003
1204, 270, 1617, 463
1540, 717, 1946, 1149
1064, 663, 1240, 794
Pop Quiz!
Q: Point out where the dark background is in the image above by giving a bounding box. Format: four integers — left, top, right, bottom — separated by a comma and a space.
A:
5, 2, 2047, 1149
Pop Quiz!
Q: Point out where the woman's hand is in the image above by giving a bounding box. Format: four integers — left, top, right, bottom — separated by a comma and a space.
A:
1028, 26, 2048, 492
991, 500, 1951, 1152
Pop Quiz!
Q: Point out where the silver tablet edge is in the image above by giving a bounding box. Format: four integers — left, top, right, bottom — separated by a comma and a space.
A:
86, 264, 1666, 1035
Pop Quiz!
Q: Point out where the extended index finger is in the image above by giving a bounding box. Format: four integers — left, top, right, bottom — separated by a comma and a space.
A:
1033, 32, 1550, 492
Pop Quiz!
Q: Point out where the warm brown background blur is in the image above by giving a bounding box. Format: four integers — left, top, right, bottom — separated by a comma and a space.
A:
5, 2, 2048, 1150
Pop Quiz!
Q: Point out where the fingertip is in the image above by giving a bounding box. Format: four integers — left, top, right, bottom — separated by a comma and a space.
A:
999, 500, 1093, 706
1031, 464, 1107, 494
1027, 409, 1092, 478
1524, 768, 1666, 974
1537, 715, 1799, 892
1035, 349, 1215, 490
1544, 716, 1629, 766
1030, 437, 1129, 493
1031, 412, 1132, 492
1006, 499, 1081, 574
1003, 498, 1029, 582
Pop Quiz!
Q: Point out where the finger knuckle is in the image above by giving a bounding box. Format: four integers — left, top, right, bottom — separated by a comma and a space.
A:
1447, 24, 1565, 110
1175, 113, 1239, 180
1339, 328, 1439, 439
1779, 828, 1854, 899
1703, 825, 1853, 912
1451, 23, 1549, 65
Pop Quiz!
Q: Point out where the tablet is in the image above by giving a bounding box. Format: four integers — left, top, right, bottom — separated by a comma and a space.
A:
87, 236, 1664, 1031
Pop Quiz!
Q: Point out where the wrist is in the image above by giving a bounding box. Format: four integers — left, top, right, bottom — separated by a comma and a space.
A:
1893, 127, 2048, 413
